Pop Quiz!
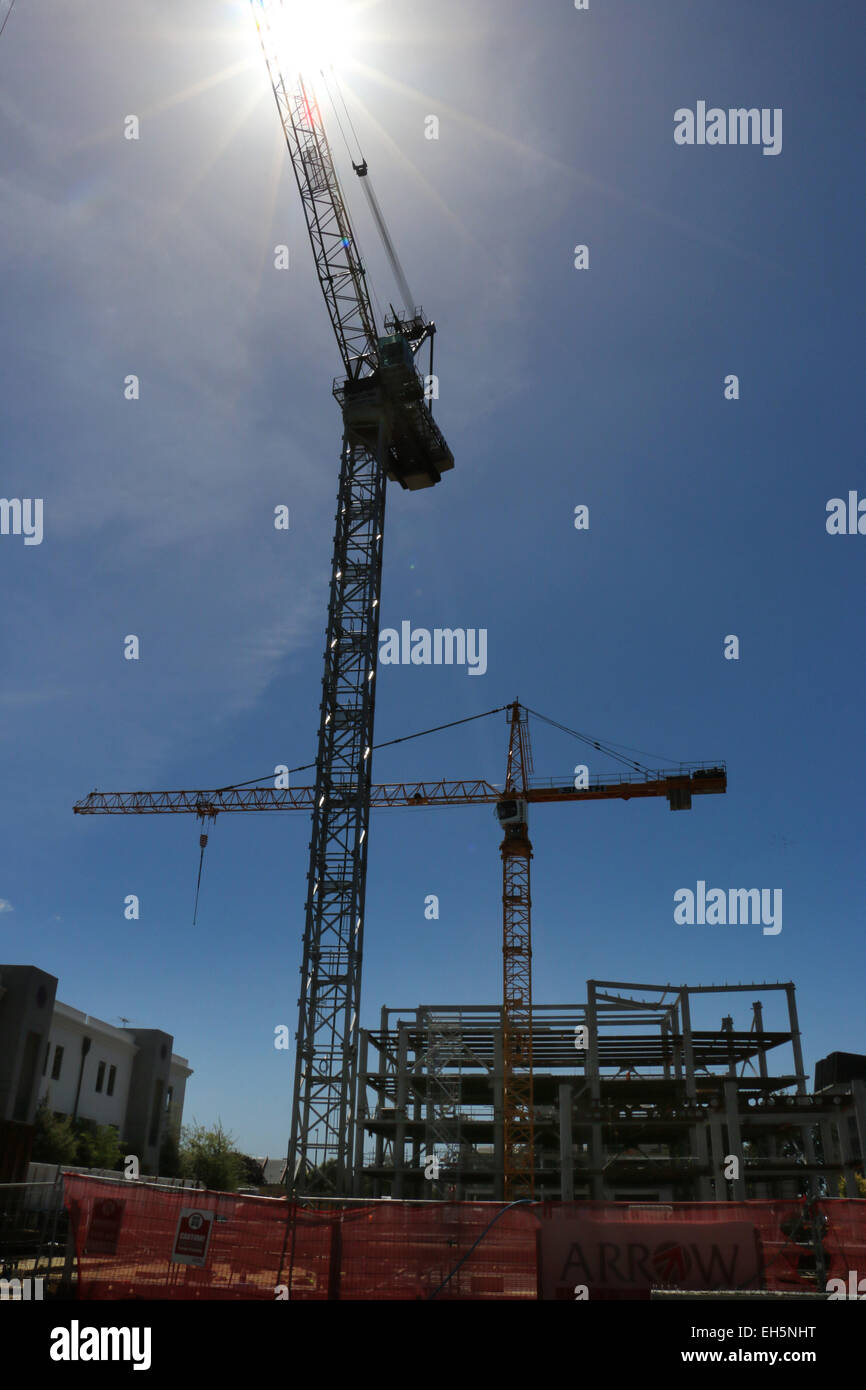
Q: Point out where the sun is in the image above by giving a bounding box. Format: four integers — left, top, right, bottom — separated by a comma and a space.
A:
254, 0, 358, 76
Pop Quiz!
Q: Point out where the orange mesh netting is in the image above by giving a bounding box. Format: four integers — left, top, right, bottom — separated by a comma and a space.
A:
62, 1175, 866, 1301
63, 1177, 538, 1300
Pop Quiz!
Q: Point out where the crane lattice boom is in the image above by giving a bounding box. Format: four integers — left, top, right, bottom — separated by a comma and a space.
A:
253, 0, 377, 376
73, 766, 726, 816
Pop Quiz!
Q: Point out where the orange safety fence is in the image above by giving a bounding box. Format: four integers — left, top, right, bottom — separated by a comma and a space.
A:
63, 1177, 539, 1300
62, 1175, 866, 1300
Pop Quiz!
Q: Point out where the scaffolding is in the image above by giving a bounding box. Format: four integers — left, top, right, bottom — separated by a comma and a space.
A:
356, 980, 866, 1202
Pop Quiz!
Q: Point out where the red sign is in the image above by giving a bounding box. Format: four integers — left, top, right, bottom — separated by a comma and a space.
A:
84, 1198, 125, 1255
171, 1208, 215, 1267
538, 1213, 761, 1299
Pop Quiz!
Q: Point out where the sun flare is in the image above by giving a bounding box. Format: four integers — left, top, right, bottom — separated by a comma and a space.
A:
256, 0, 358, 76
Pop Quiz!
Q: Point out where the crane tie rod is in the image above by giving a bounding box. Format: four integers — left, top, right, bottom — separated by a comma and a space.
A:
523, 705, 679, 775
200, 703, 692, 797
212, 704, 512, 793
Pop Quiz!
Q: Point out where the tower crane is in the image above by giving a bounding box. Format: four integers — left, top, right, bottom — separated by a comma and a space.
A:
248, 1, 453, 1193
74, 702, 726, 1198
72, 0, 452, 1197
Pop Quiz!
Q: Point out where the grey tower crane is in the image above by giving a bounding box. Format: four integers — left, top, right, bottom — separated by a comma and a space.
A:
250, 0, 454, 1193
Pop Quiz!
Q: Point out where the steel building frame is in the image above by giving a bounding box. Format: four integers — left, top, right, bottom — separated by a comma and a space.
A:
357, 980, 866, 1202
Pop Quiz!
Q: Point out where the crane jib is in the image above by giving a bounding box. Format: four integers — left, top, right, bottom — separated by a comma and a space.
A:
251, 3, 454, 489
72, 768, 726, 815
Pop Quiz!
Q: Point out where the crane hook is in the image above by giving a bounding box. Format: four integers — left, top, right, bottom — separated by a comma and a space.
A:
193, 807, 217, 925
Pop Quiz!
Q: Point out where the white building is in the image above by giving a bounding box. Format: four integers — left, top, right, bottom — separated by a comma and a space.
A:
0, 964, 192, 1178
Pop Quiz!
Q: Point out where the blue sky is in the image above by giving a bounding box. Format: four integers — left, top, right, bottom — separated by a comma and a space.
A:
0, 0, 863, 1158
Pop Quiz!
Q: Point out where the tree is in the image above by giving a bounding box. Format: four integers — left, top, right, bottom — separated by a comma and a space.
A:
837, 1172, 866, 1197
178, 1120, 244, 1191
74, 1120, 122, 1170
30, 1099, 78, 1165
233, 1153, 265, 1187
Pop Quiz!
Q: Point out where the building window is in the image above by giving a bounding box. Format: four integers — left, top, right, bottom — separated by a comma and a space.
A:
165, 1085, 173, 1112
42, 1041, 50, 1076
107, 1065, 116, 1097
51, 1045, 64, 1081
95, 1061, 106, 1093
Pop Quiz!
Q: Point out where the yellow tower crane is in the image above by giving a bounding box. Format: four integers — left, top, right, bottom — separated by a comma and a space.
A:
75, 701, 726, 1198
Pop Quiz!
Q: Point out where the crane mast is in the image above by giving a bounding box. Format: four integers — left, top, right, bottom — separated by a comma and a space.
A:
250, 0, 453, 1193
496, 703, 536, 1198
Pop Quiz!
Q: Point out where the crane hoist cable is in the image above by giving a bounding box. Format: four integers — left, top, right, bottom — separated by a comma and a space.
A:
0, 0, 15, 40
192, 810, 217, 925
320, 64, 364, 166
321, 64, 417, 315
331, 65, 366, 165
354, 172, 417, 315
318, 65, 387, 329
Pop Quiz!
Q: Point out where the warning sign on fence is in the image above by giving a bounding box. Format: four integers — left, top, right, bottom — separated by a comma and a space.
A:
84, 1198, 125, 1256
171, 1208, 215, 1268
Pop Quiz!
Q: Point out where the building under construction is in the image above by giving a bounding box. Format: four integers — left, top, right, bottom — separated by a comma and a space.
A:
355, 979, 866, 1202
